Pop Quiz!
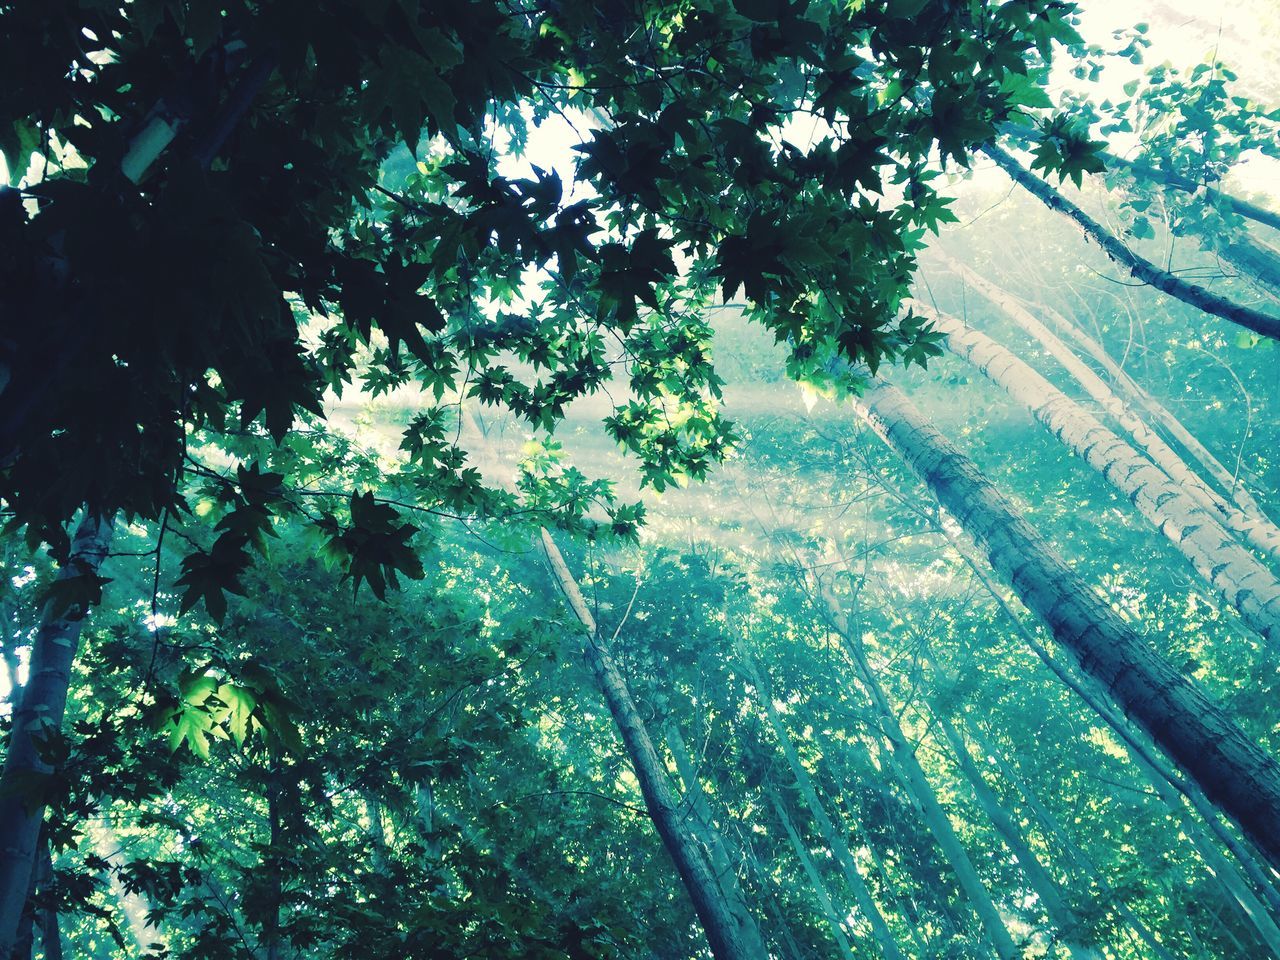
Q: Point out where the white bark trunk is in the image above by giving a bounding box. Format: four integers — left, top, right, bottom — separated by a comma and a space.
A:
917, 303, 1280, 651
935, 256, 1280, 561
539, 529, 767, 960
849, 377, 1280, 869
0, 514, 113, 956
931, 708, 1102, 960
738, 649, 906, 960
766, 787, 857, 960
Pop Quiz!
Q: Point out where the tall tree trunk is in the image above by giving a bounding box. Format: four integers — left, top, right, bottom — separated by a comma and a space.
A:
416, 780, 442, 861
666, 723, 769, 954
539, 529, 766, 960
929, 707, 1102, 960
764, 786, 857, 960
362, 792, 388, 874
941, 523, 1280, 930
916, 303, 1280, 649
8, 834, 36, 960
35, 840, 60, 960
89, 822, 163, 954
748, 851, 807, 960
263, 779, 283, 960
807, 604, 1020, 960
972, 729, 1181, 960
1220, 238, 1280, 304
1025, 293, 1268, 512
0, 514, 113, 957
981, 716, 1280, 958
736, 649, 906, 960
935, 255, 1280, 559
848, 376, 1280, 868
982, 142, 1280, 340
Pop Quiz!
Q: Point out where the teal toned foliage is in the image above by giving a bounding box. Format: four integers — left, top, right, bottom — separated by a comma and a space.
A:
1, 0, 1084, 602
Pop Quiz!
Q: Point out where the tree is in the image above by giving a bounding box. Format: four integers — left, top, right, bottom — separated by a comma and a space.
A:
848, 374, 1280, 868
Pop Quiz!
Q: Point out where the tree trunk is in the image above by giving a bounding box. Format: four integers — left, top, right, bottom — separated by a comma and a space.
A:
35, 840, 60, 960
1026, 293, 1269, 513
982, 142, 1280, 340
917, 303, 1280, 650
981, 717, 1280, 958
1221, 238, 1280, 304
263, 780, 282, 960
416, 781, 442, 861
930, 708, 1102, 960
737, 649, 906, 960
765, 786, 857, 960
0, 514, 113, 957
811, 609, 1020, 960
362, 792, 388, 874
941, 524, 1280, 923
935, 255, 1280, 560
666, 724, 770, 955
89, 822, 163, 954
972, 729, 1181, 960
849, 376, 1280, 868
539, 529, 766, 960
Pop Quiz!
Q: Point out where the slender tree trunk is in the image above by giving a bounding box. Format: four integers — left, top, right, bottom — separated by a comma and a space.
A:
848, 376, 1280, 868
362, 792, 388, 874
917, 303, 1280, 649
736, 649, 906, 960
35, 840, 60, 960
89, 822, 163, 954
811, 609, 1020, 960
416, 781, 442, 861
973, 731, 1180, 960
263, 781, 282, 960
935, 255, 1280, 559
982, 717, 1280, 958
1221, 238, 1280, 304
982, 142, 1280, 340
942, 523, 1280, 928
539, 529, 766, 960
930, 707, 1102, 960
0, 514, 113, 956
1026, 293, 1268, 512
751, 860, 806, 960
666, 723, 769, 954
765, 786, 857, 960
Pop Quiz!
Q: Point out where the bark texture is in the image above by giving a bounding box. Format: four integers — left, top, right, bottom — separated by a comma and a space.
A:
983, 142, 1280, 340
1030, 296, 1271, 519
667, 724, 766, 954
918, 303, 1280, 650
0, 514, 113, 957
936, 255, 1280, 560
850, 377, 1280, 869
539, 529, 767, 960
943, 525, 1280, 935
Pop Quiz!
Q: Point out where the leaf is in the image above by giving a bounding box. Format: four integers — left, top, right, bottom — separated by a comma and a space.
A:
218, 683, 258, 747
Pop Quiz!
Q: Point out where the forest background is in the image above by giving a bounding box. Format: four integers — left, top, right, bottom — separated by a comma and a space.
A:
1, 0, 1279, 958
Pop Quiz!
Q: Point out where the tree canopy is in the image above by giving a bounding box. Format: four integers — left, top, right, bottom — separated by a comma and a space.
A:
3, 0, 1280, 958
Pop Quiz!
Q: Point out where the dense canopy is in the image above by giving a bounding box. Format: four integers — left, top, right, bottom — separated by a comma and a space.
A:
1, 0, 1279, 958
